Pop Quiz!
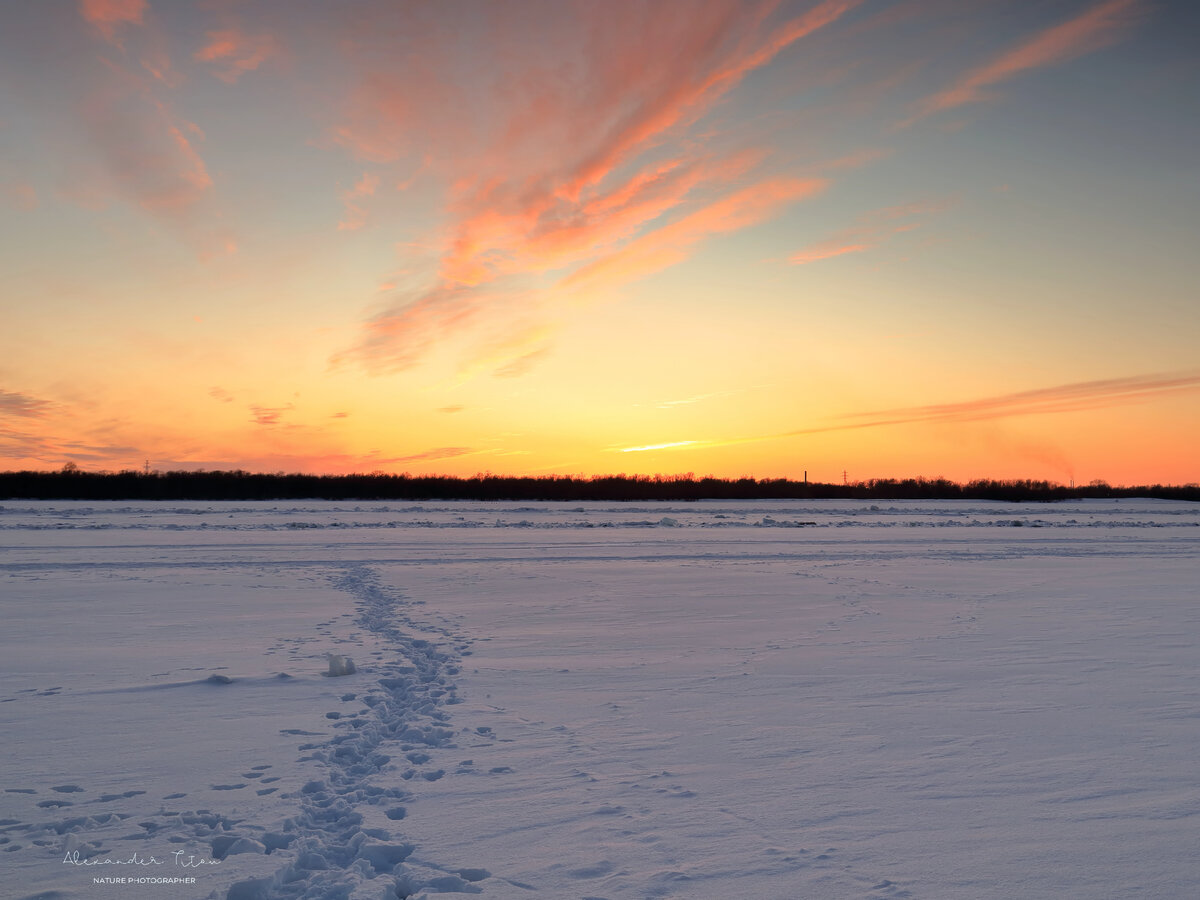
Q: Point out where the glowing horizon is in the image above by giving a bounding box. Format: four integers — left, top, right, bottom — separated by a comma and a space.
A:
1, 1, 1197, 486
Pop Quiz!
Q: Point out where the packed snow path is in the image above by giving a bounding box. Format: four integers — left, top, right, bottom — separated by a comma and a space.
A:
0, 543, 488, 898
2, 499, 1199, 899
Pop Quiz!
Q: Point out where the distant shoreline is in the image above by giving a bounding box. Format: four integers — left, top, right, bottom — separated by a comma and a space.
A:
2, 471, 1197, 503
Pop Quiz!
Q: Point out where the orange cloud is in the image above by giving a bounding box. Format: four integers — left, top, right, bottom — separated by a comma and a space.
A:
79, 0, 145, 44
439, 151, 761, 288
791, 242, 870, 265
334, 1, 859, 377
791, 196, 952, 265
782, 370, 1200, 437
566, 177, 826, 294
194, 29, 278, 84
249, 404, 293, 426
906, 0, 1143, 125
334, 283, 499, 374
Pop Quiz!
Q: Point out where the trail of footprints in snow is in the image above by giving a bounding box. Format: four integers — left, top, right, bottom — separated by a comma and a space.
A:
219, 565, 492, 899
5, 565, 493, 899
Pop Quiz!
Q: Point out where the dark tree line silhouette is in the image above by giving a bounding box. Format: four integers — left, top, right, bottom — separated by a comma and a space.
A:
0, 469, 1196, 502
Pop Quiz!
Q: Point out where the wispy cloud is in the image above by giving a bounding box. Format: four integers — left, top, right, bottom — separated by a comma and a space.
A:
653, 390, 739, 409
58, 2, 234, 256
476, 329, 555, 380
620, 440, 699, 453
791, 197, 953, 265
565, 177, 826, 295
780, 370, 1200, 438
0, 388, 55, 419
83, 58, 213, 218
78, 0, 146, 45
194, 28, 278, 84
249, 404, 293, 426
612, 371, 1200, 456
3, 180, 38, 212
333, 1, 858, 377
904, 0, 1143, 126
335, 283, 501, 374
393, 446, 476, 464
337, 172, 380, 232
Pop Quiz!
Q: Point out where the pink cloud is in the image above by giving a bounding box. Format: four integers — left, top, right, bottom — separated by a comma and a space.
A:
333, 2, 858, 377
906, 0, 1143, 125
555, 0, 863, 202
39, 4, 229, 255
81, 60, 213, 216
194, 29, 279, 84
567, 177, 827, 294
78, 0, 145, 44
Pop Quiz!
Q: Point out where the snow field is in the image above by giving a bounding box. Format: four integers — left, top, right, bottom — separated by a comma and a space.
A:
1, 499, 1198, 899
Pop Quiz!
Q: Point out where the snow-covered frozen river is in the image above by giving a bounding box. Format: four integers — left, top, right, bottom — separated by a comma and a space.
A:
2, 499, 1198, 899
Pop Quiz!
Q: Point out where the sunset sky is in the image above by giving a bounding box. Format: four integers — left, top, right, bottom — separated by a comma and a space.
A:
1, 0, 1197, 484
